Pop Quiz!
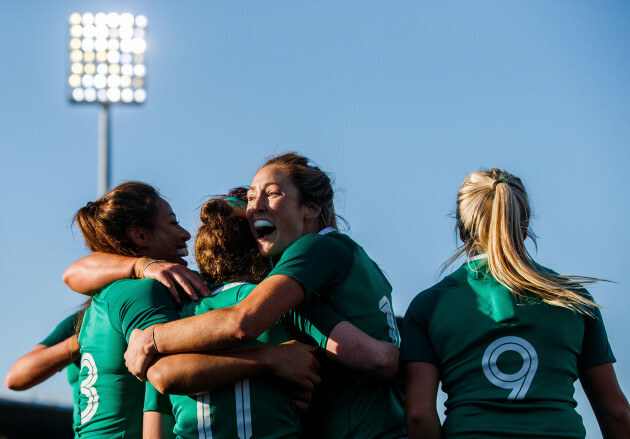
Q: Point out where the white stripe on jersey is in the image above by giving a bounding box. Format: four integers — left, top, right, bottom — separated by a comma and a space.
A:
209, 282, 250, 297
235, 379, 252, 438
197, 393, 212, 439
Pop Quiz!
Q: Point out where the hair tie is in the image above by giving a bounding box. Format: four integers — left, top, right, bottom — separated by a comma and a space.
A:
86, 201, 96, 209
492, 175, 509, 189
225, 197, 246, 208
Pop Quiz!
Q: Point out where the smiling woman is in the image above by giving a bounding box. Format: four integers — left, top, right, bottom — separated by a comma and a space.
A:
125, 153, 406, 439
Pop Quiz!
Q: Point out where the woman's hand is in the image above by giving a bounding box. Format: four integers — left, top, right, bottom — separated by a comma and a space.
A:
265, 341, 322, 410
138, 260, 210, 305
125, 327, 158, 380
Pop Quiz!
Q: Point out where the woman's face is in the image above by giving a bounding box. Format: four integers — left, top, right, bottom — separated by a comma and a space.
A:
246, 165, 315, 258
142, 198, 191, 265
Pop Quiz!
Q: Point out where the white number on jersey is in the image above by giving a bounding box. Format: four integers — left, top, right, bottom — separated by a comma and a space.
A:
196, 379, 253, 438
79, 353, 99, 424
481, 336, 538, 400
379, 296, 401, 347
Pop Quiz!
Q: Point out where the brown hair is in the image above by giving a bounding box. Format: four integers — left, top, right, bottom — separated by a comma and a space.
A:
73, 181, 161, 256
195, 188, 269, 284
262, 152, 339, 230
73, 181, 162, 333
447, 168, 600, 314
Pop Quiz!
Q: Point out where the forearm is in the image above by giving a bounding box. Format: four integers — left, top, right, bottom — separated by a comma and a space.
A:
146, 347, 273, 395
63, 252, 143, 295
5, 337, 80, 390
154, 275, 305, 354
406, 410, 442, 439
404, 361, 442, 439
325, 321, 399, 379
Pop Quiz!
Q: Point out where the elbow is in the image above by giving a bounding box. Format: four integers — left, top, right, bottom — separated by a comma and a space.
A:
229, 309, 259, 344
146, 365, 173, 395
373, 344, 400, 380
5, 371, 28, 391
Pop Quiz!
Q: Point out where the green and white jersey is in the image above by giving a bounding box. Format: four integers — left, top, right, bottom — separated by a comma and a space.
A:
269, 228, 405, 439
76, 278, 178, 439
40, 312, 82, 436
169, 282, 302, 439
401, 258, 616, 439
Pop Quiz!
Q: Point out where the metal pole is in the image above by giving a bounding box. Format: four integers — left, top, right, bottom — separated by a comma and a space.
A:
97, 104, 111, 197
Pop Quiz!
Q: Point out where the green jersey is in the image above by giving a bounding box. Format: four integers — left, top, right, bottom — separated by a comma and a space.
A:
75, 279, 178, 438
400, 258, 616, 439
269, 228, 406, 439
168, 282, 302, 439
40, 312, 82, 436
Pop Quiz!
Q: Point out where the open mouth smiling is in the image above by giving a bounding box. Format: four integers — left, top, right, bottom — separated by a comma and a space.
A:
253, 219, 276, 240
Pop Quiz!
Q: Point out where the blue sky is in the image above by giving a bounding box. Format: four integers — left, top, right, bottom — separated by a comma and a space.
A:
1, 2, 628, 437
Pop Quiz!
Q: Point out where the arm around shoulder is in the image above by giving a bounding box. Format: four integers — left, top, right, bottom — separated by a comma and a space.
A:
581, 362, 630, 439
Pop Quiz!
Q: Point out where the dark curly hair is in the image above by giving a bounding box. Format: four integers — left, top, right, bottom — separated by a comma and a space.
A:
195, 187, 269, 284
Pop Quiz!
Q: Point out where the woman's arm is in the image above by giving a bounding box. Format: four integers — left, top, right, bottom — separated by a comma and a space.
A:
143, 411, 174, 439
580, 363, 630, 438
404, 361, 442, 439
146, 341, 320, 409
63, 252, 209, 303
5, 335, 81, 390
326, 321, 399, 379
126, 275, 305, 379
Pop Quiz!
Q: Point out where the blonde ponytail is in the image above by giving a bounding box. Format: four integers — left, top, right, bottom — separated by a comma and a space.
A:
450, 168, 600, 315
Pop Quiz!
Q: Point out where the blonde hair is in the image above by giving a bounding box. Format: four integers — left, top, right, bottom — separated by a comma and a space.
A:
448, 168, 599, 314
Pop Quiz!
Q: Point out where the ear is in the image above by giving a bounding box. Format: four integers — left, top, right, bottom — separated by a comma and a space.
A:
127, 225, 151, 249
304, 204, 321, 222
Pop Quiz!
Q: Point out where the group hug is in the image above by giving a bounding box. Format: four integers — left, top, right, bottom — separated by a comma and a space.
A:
6, 152, 630, 438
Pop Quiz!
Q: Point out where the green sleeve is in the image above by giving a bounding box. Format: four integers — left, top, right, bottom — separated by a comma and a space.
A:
144, 381, 173, 414
286, 295, 346, 348
269, 233, 352, 298
579, 305, 616, 370
39, 312, 80, 347
109, 279, 179, 343
400, 284, 445, 365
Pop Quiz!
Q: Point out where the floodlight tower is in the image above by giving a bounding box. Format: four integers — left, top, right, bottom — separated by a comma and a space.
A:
67, 12, 148, 197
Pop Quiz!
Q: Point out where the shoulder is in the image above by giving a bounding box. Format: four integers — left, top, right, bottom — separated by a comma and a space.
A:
101, 278, 170, 306
407, 275, 459, 319
289, 231, 351, 254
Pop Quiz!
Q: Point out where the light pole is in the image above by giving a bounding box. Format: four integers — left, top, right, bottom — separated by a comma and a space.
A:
67, 12, 148, 197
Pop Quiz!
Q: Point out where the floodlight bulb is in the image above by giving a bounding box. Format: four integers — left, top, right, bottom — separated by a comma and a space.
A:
133, 64, 146, 77
109, 27, 119, 39
134, 28, 146, 39
119, 26, 134, 40
135, 15, 148, 28
120, 39, 132, 53
132, 77, 144, 88
70, 25, 83, 38
134, 88, 147, 103
81, 38, 95, 52
84, 51, 95, 62
134, 53, 145, 63
70, 50, 83, 63
85, 88, 97, 102
95, 24, 109, 40
131, 38, 146, 54
107, 50, 120, 64
121, 64, 133, 76
97, 89, 108, 102
120, 13, 134, 27
107, 75, 121, 88
108, 39, 120, 51
71, 62, 83, 74
106, 12, 120, 28
94, 74, 107, 89
120, 76, 132, 88
81, 74, 94, 88
68, 74, 82, 88
94, 13, 107, 26
83, 24, 96, 39
121, 88, 134, 102
69, 13, 82, 25
107, 88, 121, 102
72, 88, 85, 101
109, 64, 121, 75
96, 63, 108, 75
94, 38, 108, 52
69, 38, 81, 50
82, 13, 94, 25
96, 51, 108, 63
85, 63, 96, 74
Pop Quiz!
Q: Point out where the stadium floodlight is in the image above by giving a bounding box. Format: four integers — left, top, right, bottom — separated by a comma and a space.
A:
68, 12, 148, 196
